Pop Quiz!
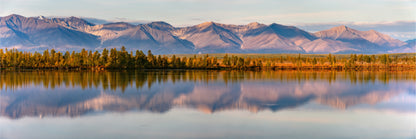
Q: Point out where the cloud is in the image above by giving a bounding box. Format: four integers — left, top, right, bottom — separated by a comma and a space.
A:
81, 17, 150, 25
235, 11, 355, 24
384, 32, 416, 41
82, 17, 112, 25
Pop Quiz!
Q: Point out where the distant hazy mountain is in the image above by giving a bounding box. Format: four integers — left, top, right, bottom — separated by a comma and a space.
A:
312, 25, 406, 53
389, 39, 416, 53
0, 14, 411, 54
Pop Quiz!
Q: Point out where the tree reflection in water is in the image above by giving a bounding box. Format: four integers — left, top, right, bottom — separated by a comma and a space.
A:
0, 70, 414, 119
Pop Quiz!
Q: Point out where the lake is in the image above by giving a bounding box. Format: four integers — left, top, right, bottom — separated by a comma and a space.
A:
0, 70, 415, 139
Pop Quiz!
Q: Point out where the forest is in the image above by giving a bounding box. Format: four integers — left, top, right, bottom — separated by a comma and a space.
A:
0, 46, 415, 71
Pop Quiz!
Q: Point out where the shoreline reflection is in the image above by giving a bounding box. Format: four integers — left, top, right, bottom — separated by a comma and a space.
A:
0, 70, 414, 119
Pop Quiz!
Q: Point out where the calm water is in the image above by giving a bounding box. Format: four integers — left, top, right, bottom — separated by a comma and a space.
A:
0, 70, 415, 139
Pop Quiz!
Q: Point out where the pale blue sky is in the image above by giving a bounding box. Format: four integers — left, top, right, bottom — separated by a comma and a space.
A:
1, 0, 415, 25
0, 0, 415, 40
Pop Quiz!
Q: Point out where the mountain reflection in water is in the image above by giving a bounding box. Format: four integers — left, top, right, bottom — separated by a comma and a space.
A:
0, 70, 414, 119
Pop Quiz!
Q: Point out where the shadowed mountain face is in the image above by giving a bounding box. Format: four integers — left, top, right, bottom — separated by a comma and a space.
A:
0, 14, 100, 50
0, 14, 410, 54
177, 22, 241, 52
0, 71, 414, 119
102, 22, 195, 54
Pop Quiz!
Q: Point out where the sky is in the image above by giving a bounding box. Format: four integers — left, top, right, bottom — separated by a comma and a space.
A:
0, 0, 415, 40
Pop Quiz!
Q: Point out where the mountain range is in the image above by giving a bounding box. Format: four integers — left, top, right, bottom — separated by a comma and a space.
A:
0, 14, 414, 54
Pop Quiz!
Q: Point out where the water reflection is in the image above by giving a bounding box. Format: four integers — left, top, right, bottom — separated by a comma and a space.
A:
0, 70, 415, 119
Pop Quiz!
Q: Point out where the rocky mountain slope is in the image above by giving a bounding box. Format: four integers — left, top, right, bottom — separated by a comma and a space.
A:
0, 14, 100, 49
0, 14, 411, 54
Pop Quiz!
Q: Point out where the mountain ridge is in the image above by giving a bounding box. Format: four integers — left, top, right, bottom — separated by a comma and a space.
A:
0, 14, 411, 54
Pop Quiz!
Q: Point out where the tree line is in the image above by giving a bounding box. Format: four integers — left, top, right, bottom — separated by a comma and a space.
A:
0, 46, 415, 71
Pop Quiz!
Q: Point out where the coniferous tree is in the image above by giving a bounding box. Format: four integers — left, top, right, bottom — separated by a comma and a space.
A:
100, 48, 109, 67
0, 47, 413, 71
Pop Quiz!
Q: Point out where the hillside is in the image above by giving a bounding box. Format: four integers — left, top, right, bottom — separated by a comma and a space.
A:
0, 14, 411, 54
